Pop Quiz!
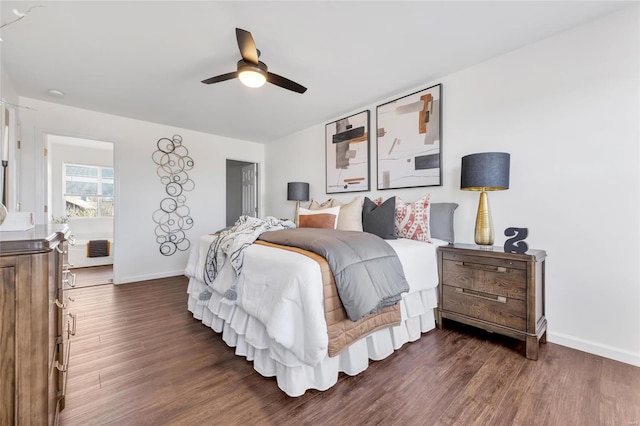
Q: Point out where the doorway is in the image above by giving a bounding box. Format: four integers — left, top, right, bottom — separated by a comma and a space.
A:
45, 134, 115, 288
226, 159, 258, 226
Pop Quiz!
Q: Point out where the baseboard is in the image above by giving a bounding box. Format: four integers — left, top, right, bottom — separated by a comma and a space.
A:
114, 269, 186, 285
547, 331, 640, 367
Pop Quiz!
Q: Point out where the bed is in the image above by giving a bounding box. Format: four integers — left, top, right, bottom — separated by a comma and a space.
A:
185, 198, 457, 397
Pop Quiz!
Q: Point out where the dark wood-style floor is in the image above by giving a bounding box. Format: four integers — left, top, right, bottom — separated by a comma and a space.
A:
58, 276, 640, 425
70, 265, 114, 288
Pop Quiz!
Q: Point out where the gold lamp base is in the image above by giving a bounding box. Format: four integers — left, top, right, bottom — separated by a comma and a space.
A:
474, 191, 494, 246
294, 200, 300, 227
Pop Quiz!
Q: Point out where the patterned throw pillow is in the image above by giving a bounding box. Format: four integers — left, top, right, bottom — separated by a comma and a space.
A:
394, 194, 431, 242
298, 206, 340, 229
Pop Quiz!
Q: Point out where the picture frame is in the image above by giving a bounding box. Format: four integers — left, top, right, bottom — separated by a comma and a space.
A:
376, 83, 442, 190
325, 110, 370, 194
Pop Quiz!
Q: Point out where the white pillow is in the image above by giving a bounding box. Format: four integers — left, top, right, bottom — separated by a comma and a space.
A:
309, 197, 363, 232
298, 206, 340, 229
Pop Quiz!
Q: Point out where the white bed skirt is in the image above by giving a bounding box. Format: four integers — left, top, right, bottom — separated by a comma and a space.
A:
187, 276, 438, 397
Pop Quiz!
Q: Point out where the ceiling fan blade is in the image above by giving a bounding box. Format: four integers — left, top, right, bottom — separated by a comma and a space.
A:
267, 72, 307, 94
236, 28, 259, 65
201, 71, 238, 84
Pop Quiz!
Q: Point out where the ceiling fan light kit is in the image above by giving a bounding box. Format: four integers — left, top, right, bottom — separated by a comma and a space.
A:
202, 28, 307, 94
237, 61, 267, 88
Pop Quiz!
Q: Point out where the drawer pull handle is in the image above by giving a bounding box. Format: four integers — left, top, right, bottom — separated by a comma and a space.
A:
455, 261, 507, 273
67, 313, 77, 337
55, 245, 68, 255
455, 287, 507, 303
54, 299, 67, 309
63, 272, 77, 288
49, 337, 61, 375
53, 360, 67, 373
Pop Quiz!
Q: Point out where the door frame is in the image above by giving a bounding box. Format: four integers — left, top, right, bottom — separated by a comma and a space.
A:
38, 131, 118, 278
225, 158, 259, 226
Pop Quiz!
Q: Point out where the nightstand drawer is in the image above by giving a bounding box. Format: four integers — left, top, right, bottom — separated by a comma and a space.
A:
442, 285, 526, 330
441, 255, 526, 300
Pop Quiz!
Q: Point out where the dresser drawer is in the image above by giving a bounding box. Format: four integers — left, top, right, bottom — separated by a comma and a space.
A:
441, 284, 526, 330
441, 253, 526, 300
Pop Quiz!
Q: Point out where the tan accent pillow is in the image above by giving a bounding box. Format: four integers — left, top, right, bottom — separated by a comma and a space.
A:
308, 198, 334, 210
298, 206, 340, 229
309, 197, 363, 232
332, 197, 363, 232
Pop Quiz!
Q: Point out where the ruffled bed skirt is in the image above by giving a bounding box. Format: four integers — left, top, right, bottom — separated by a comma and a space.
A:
187, 277, 438, 397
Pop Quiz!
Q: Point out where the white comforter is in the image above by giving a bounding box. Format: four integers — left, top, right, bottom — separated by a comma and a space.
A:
184, 234, 445, 367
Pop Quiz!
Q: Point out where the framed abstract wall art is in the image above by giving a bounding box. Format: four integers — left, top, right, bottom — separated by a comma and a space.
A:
376, 83, 442, 190
325, 110, 370, 194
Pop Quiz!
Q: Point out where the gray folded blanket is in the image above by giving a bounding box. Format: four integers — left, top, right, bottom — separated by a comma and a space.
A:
259, 228, 409, 321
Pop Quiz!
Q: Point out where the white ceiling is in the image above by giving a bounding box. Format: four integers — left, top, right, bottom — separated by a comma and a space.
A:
0, 1, 631, 143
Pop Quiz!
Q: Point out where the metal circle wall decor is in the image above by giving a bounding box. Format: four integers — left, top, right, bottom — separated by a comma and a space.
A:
152, 134, 195, 256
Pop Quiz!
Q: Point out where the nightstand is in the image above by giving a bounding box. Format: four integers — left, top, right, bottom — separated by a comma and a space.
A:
436, 243, 547, 360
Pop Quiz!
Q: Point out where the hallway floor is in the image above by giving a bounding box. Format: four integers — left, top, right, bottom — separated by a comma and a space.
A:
70, 265, 113, 288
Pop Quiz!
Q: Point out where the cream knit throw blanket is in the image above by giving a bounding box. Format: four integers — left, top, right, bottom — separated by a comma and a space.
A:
199, 215, 295, 304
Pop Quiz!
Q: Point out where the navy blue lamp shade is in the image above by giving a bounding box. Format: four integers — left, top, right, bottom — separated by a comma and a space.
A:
461, 152, 510, 191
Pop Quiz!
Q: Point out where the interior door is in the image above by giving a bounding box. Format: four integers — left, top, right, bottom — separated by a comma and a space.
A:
241, 163, 257, 217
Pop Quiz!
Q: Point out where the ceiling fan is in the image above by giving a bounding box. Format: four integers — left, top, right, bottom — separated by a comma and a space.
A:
202, 28, 307, 94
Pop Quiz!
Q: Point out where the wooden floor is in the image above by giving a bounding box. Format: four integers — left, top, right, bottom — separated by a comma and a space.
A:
58, 276, 640, 426
70, 265, 113, 288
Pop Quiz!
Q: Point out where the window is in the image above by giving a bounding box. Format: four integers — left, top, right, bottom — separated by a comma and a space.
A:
64, 163, 114, 217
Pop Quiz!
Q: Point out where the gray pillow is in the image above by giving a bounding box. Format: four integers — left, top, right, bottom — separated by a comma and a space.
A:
362, 197, 396, 239
429, 202, 458, 243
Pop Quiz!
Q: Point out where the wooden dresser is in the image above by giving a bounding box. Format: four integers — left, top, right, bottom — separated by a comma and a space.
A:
0, 225, 72, 425
436, 243, 547, 360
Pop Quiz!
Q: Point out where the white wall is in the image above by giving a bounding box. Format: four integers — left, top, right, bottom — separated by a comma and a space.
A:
0, 64, 19, 114
17, 98, 265, 284
265, 7, 640, 366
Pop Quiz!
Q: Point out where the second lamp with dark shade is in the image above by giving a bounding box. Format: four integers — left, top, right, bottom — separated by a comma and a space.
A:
460, 152, 510, 245
287, 182, 309, 226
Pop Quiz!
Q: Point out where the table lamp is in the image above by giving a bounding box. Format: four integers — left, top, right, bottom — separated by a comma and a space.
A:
460, 152, 510, 246
287, 182, 309, 226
